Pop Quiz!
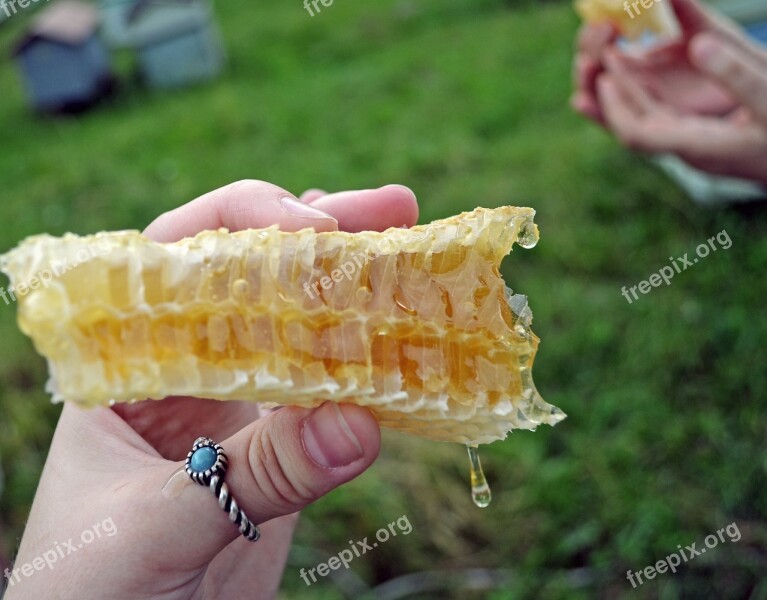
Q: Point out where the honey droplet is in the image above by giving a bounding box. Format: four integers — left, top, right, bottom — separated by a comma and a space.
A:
393, 291, 417, 316
441, 289, 453, 318
516, 222, 538, 249
466, 444, 492, 507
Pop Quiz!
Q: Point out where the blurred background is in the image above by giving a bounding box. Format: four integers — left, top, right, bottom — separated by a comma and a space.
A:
0, 0, 766, 598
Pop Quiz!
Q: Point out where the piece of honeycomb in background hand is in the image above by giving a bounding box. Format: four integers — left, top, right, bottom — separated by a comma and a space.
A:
575, 0, 679, 39
0, 207, 565, 446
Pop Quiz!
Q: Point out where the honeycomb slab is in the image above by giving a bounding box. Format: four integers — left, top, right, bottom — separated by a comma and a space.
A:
575, 0, 678, 39
0, 207, 565, 444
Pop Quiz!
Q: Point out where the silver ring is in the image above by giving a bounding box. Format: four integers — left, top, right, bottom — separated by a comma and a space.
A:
185, 437, 261, 542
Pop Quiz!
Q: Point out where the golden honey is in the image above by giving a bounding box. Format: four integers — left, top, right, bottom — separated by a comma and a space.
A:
1, 207, 565, 445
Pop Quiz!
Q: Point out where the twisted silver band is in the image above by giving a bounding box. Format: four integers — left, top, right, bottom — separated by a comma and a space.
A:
185, 437, 261, 542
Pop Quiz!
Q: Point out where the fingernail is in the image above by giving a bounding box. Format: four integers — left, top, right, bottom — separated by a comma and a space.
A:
280, 196, 338, 224
691, 35, 726, 75
303, 402, 364, 468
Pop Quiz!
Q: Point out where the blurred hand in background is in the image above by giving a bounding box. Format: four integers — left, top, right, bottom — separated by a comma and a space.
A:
572, 0, 767, 184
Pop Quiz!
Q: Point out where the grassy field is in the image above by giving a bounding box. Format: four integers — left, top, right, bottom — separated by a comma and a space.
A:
1, 0, 766, 598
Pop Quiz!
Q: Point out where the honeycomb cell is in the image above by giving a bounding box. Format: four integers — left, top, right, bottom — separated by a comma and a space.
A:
0, 207, 565, 445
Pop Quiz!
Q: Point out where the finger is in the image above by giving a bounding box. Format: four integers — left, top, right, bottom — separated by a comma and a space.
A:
145, 182, 419, 241
597, 75, 642, 139
149, 402, 380, 567
670, 0, 744, 41
672, 121, 767, 180
618, 41, 685, 69
572, 24, 618, 125
206, 513, 299, 599
309, 184, 419, 232
570, 91, 605, 124
603, 50, 657, 115
598, 74, 765, 178
601, 39, 683, 99
573, 53, 592, 87
572, 56, 606, 123
670, 0, 720, 36
577, 22, 617, 58
299, 188, 328, 203
597, 75, 662, 150
689, 33, 767, 125
598, 75, 709, 156
143, 180, 339, 242
671, 0, 767, 63
575, 54, 602, 97
112, 397, 263, 460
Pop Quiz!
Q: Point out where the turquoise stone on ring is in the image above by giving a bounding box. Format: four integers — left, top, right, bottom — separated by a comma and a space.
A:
185, 438, 226, 485
190, 446, 218, 473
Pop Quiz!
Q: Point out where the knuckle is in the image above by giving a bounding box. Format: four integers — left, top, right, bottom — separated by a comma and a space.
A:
228, 179, 266, 193
219, 180, 271, 208
248, 430, 315, 510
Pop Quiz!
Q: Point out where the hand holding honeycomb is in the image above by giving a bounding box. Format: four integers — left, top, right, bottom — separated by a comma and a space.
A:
1, 190, 564, 446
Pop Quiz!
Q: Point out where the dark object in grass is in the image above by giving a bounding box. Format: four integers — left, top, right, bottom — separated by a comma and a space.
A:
11, 1, 116, 114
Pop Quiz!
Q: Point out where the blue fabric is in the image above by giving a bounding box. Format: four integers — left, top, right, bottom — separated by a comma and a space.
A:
16, 36, 111, 110
746, 21, 767, 45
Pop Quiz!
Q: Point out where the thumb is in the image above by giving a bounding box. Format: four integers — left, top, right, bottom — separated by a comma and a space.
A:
151, 402, 380, 565
689, 33, 767, 125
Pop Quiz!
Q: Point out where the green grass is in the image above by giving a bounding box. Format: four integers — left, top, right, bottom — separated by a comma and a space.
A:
1, 0, 766, 598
